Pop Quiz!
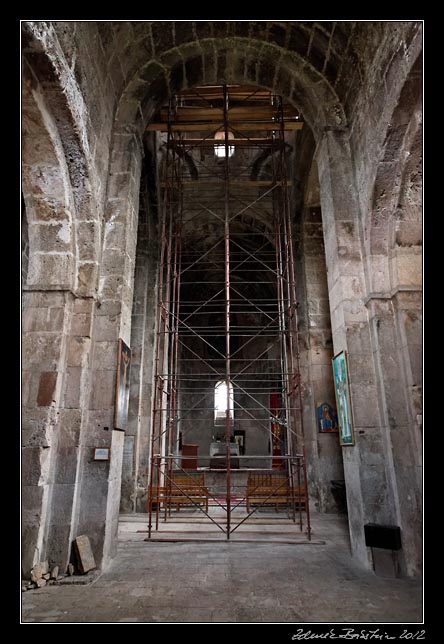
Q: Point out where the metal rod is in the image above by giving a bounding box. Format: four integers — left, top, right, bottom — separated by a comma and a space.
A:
147, 107, 173, 536
223, 84, 232, 540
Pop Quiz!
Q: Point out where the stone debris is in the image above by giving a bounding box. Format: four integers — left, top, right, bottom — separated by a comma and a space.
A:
24, 561, 64, 591
30, 563, 43, 582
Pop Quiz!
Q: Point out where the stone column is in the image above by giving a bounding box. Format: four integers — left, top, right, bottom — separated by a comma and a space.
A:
121, 200, 158, 513
45, 295, 95, 570
22, 290, 72, 574
365, 290, 422, 576
317, 130, 396, 569
298, 205, 345, 512
69, 129, 143, 567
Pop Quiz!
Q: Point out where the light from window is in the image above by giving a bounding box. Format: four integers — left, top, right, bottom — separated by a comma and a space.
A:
214, 129, 235, 158
214, 380, 234, 419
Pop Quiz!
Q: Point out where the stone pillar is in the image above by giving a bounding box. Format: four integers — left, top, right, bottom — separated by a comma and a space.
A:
46, 295, 95, 570
366, 290, 422, 576
317, 131, 396, 569
69, 129, 143, 568
22, 290, 72, 574
121, 200, 158, 513
133, 250, 158, 512
298, 205, 345, 512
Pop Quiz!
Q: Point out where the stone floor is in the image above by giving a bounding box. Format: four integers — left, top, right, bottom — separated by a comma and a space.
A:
21, 511, 423, 624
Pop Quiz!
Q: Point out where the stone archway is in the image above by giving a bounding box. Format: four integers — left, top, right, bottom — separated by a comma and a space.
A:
108, 32, 348, 520
363, 52, 422, 576
21, 26, 101, 574
104, 26, 423, 574
20, 21, 423, 577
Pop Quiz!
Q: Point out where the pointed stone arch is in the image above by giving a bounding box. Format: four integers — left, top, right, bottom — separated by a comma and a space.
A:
114, 37, 347, 137
22, 23, 101, 296
361, 51, 422, 577
365, 52, 422, 295
21, 25, 101, 574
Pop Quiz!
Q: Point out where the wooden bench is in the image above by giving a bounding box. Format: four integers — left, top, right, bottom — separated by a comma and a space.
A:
246, 473, 306, 513
147, 472, 209, 513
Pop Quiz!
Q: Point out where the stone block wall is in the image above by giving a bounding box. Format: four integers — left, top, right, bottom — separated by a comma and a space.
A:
21, 22, 144, 574
21, 21, 422, 579
120, 154, 159, 513
291, 132, 345, 514
300, 205, 344, 512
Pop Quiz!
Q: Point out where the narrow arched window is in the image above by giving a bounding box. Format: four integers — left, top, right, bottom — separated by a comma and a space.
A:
214, 380, 234, 421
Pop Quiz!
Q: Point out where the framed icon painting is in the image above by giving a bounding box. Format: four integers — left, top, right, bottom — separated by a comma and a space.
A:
332, 350, 354, 446
114, 338, 131, 431
316, 402, 339, 433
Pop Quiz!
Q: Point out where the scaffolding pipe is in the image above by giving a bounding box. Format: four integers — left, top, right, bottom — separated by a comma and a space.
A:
146, 86, 310, 541
223, 84, 232, 540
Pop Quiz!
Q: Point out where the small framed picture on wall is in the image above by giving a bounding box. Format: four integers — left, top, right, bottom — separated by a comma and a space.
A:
316, 402, 339, 433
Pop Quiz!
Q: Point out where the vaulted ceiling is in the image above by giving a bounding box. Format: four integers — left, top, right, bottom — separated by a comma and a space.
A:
86, 21, 418, 136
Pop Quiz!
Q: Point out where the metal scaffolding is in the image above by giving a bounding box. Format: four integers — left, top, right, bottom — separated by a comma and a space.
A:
146, 86, 311, 541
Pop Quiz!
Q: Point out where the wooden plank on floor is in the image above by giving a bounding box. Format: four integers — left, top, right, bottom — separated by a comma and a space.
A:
73, 535, 96, 573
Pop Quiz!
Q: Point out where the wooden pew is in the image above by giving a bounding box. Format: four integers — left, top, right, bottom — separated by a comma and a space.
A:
246, 472, 306, 513
147, 472, 209, 513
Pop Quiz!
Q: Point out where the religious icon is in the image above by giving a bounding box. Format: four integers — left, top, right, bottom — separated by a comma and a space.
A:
233, 430, 245, 455
270, 392, 285, 469
332, 350, 354, 446
114, 338, 132, 431
316, 402, 339, 433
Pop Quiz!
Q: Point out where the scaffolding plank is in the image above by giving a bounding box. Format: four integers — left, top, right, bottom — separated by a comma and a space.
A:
161, 180, 293, 188
146, 121, 303, 132
161, 105, 299, 120
176, 85, 273, 99
180, 138, 278, 147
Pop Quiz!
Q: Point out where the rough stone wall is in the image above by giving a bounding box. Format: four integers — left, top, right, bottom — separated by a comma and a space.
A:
22, 36, 85, 576
21, 22, 141, 574
300, 203, 344, 513
178, 338, 272, 470
291, 130, 345, 513
121, 152, 159, 514
28, 21, 118, 212
316, 130, 381, 570
22, 198, 29, 287
75, 128, 143, 568
316, 114, 422, 575
108, 21, 349, 136
351, 35, 422, 576
21, 21, 422, 578
346, 23, 422, 220
361, 70, 422, 576
22, 291, 71, 574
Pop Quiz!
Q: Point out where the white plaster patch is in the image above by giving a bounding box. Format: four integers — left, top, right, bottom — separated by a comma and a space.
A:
57, 220, 71, 243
